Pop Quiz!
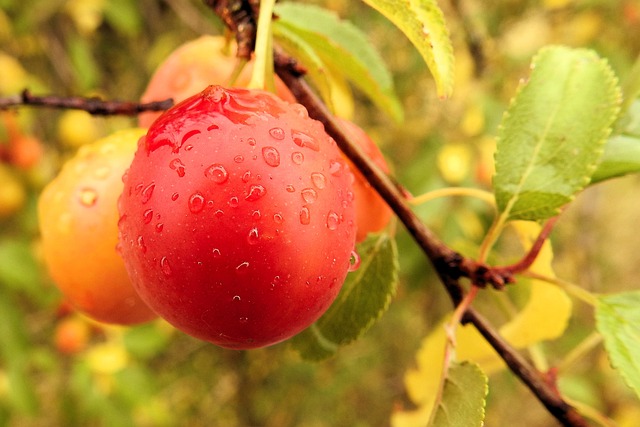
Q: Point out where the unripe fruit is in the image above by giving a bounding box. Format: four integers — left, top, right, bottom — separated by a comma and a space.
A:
337, 119, 393, 242
38, 129, 157, 325
118, 86, 356, 349
138, 35, 295, 128
54, 316, 91, 355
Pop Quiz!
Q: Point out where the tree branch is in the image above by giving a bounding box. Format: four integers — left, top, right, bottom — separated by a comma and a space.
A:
0, 90, 173, 116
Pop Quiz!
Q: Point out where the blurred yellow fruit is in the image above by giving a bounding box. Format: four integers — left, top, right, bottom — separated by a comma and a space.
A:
0, 164, 26, 218
437, 143, 472, 184
0, 52, 28, 95
57, 110, 104, 149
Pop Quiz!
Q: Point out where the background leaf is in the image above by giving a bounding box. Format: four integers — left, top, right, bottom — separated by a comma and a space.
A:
591, 135, 640, 184
431, 362, 488, 427
360, 0, 454, 98
291, 233, 399, 360
596, 291, 640, 399
274, 3, 403, 122
493, 45, 621, 221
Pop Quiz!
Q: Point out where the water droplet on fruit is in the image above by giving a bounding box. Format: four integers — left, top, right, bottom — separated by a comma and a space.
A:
247, 137, 257, 146
292, 130, 320, 151
329, 160, 343, 176
228, 197, 239, 208
262, 146, 280, 167
234, 155, 244, 163
327, 211, 340, 230
94, 166, 110, 180
300, 207, 311, 225
247, 227, 259, 244
207, 124, 219, 131
155, 223, 164, 233
160, 257, 172, 276
301, 188, 318, 204
251, 210, 261, 221
180, 129, 201, 149
143, 209, 153, 224
291, 151, 304, 165
239, 316, 249, 324
169, 158, 186, 177
212, 248, 221, 258
188, 192, 205, 213
137, 236, 147, 253
184, 144, 193, 151
290, 103, 309, 118
286, 185, 295, 193
141, 183, 155, 204
242, 171, 251, 183
78, 188, 98, 207
204, 164, 229, 184
269, 127, 285, 140
245, 185, 266, 201
171, 192, 180, 201
311, 172, 326, 189
236, 262, 249, 274
349, 250, 361, 272
273, 213, 283, 224
232, 295, 241, 301
214, 209, 224, 218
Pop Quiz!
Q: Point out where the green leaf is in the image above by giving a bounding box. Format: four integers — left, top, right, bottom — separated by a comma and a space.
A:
596, 291, 640, 399
291, 233, 399, 360
273, 3, 403, 122
591, 135, 640, 184
0, 238, 50, 304
360, 0, 454, 98
431, 362, 488, 427
493, 46, 621, 221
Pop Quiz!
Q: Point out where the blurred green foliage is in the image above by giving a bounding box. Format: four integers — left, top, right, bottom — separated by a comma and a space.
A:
1, 0, 640, 426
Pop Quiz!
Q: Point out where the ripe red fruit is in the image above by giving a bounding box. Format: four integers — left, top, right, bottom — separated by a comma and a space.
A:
118, 85, 356, 349
337, 118, 393, 242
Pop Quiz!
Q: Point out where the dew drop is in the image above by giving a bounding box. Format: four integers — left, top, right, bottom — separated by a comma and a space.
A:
184, 144, 194, 152
188, 192, 205, 213
228, 197, 239, 208
232, 295, 241, 302
301, 188, 318, 204
300, 207, 311, 225
171, 192, 180, 201
285, 185, 295, 193
242, 171, 251, 183
292, 130, 320, 151
251, 210, 261, 221
290, 103, 309, 118
204, 163, 229, 184
234, 155, 244, 163
269, 127, 285, 140
239, 316, 249, 324
326, 211, 340, 230
207, 124, 219, 131
214, 209, 224, 218
247, 227, 259, 245
180, 129, 201, 148
141, 183, 156, 204
349, 250, 361, 272
94, 166, 110, 180
160, 257, 172, 276
155, 223, 164, 233
329, 160, 343, 176
311, 172, 326, 189
273, 213, 284, 224
169, 158, 186, 177
236, 261, 250, 274
137, 236, 147, 253
262, 146, 281, 167
247, 137, 257, 146
78, 188, 98, 207
245, 185, 266, 201
212, 248, 221, 258
291, 151, 304, 165
143, 209, 154, 224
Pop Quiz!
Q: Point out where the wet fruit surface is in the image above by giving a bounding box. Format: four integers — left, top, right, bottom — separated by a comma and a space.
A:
118, 86, 356, 349
38, 129, 157, 325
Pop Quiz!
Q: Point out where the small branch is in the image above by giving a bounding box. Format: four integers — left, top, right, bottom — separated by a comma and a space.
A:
0, 90, 173, 116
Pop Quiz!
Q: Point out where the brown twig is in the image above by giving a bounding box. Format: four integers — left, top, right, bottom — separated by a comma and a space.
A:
209, 2, 587, 426
0, 90, 173, 115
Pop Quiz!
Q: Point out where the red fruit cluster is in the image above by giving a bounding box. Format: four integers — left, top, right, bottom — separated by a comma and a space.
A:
118, 86, 357, 349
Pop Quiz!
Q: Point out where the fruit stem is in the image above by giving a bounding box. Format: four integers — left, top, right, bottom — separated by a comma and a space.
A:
409, 187, 496, 208
248, 0, 276, 92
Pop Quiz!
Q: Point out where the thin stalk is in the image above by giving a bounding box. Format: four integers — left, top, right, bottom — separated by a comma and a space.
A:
248, 0, 276, 91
